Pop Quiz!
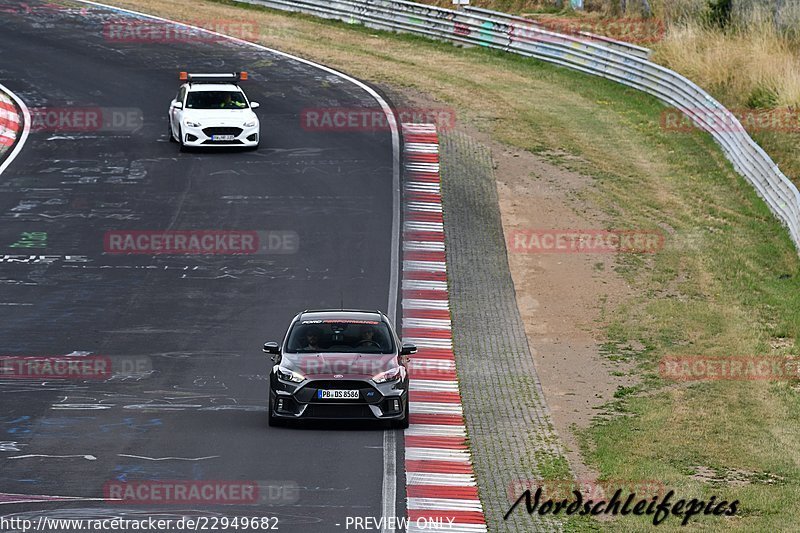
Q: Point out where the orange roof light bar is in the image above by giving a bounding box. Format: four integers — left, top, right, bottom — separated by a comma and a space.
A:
179, 72, 247, 84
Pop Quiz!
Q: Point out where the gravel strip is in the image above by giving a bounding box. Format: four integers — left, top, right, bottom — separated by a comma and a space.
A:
440, 131, 569, 532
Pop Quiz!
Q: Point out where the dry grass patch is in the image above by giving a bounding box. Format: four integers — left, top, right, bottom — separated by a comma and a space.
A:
653, 18, 800, 109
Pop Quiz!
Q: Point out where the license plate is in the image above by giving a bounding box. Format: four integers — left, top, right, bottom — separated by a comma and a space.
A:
318, 389, 359, 400
212, 134, 235, 141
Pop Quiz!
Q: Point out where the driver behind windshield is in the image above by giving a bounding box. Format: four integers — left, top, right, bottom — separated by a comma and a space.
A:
301, 326, 322, 351
356, 325, 382, 350
286, 321, 394, 353
186, 91, 248, 110
219, 92, 247, 109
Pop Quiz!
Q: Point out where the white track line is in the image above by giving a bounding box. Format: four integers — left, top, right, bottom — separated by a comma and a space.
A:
406, 424, 467, 437
405, 448, 472, 462
403, 299, 451, 310
403, 338, 453, 349
409, 402, 463, 415
406, 497, 483, 511
408, 381, 461, 393
402, 280, 448, 291
117, 454, 220, 461
402, 318, 451, 329
406, 472, 476, 486
403, 260, 447, 272
403, 241, 446, 252
407, 523, 487, 533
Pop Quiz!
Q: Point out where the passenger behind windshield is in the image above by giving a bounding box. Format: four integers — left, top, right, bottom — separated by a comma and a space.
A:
185, 91, 248, 110
286, 322, 394, 353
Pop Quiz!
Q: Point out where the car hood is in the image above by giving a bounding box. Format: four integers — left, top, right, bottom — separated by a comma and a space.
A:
183, 109, 257, 125
280, 353, 399, 378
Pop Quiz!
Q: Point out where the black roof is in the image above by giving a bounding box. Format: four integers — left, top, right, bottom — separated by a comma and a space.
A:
299, 309, 385, 321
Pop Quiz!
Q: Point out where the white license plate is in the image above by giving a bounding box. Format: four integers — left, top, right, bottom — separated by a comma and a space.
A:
212, 134, 235, 141
318, 389, 359, 400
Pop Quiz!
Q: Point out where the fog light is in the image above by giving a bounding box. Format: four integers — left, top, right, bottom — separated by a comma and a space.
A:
247, 133, 258, 142
186, 133, 198, 142
276, 399, 285, 411
392, 399, 400, 412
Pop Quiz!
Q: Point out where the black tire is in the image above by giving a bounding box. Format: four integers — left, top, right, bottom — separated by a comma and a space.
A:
168, 120, 177, 142
392, 401, 409, 429
179, 128, 188, 153
268, 398, 286, 427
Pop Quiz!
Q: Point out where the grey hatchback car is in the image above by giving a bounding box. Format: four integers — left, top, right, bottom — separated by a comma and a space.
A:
263, 309, 416, 428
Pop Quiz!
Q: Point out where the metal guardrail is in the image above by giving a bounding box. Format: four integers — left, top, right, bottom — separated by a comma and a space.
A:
462, 5, 651, 59
237, 0, 800, 252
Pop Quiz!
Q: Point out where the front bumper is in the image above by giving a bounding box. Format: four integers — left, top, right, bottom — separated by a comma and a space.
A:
181, 123, 259, 147
269, 377, 407, 421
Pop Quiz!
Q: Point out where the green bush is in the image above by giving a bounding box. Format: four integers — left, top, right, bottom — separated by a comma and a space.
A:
747, 85, 781, 109
706, 0, 733, 29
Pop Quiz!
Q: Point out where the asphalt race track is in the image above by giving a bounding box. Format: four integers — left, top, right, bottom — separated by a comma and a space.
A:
0, 1, 402, 530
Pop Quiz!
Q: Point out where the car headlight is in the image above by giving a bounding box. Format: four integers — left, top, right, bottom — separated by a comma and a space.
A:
275, 366, 305, 383
243, 120, 257, 127
184, 120, 202, 128
373, 367, 402, 384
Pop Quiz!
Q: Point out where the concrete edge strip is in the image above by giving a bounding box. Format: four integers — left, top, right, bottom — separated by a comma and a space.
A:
401, 123, 488, 533
0, 84, 30, 175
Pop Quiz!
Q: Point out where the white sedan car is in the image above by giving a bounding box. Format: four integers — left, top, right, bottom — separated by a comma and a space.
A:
168, 72, 260, 151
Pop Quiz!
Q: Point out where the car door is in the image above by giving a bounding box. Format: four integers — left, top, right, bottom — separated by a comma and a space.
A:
170, 86, 186, 139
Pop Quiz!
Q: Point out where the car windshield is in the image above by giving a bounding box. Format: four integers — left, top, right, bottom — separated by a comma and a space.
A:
185, 90, 248, 110
285, 320, 395, 354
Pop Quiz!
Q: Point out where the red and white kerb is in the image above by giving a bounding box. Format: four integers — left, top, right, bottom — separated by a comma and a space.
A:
0, 93, 20, 150
401, 123, 488, 533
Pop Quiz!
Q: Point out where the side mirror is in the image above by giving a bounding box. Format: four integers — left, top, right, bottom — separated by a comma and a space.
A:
400, 343, 417, 356
263, 341, 279, 355
250, 102, 260, 109
172, 101, 183, 109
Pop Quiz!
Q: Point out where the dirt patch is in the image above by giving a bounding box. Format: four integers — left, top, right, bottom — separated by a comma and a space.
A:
484, 131, 638, 481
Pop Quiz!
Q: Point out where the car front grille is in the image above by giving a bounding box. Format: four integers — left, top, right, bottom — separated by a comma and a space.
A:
201, 139, 243, 145
310, 380, 369, 390
303, 404, 374, 418
202, 127, 243, 137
